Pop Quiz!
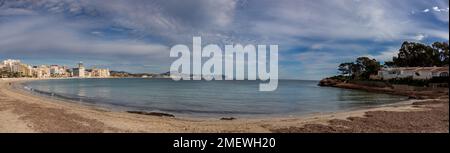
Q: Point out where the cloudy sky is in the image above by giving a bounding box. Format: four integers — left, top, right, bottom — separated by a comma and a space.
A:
0, 0, 448, 80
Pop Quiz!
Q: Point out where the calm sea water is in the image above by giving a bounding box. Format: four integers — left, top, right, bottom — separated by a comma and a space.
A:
23, 78, 407, 118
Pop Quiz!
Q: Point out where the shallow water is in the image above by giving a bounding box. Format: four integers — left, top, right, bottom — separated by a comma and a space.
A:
23, 78, 407, 118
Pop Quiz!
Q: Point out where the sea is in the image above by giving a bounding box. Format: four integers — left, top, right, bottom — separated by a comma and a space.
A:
22, 78, 407, 118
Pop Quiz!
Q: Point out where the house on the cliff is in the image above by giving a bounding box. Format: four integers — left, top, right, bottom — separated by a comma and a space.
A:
375, 67, 449, 80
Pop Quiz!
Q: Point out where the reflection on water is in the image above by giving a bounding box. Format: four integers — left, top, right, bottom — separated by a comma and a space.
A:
24, 78, 407, 117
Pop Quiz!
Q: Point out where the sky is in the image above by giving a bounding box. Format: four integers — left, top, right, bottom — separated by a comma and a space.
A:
0, 0, 449, 80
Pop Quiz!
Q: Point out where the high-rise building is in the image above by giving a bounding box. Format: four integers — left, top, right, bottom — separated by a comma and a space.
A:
1, 59, 110, 78
50, 65, 69, 77
91, 68, 110, 78
2, 59, 21, 72
33, 65, 50, 78
18, 63, 33, 77
1, 59, 33, 77
50, 65, 60, 75
72, 61, 86, 78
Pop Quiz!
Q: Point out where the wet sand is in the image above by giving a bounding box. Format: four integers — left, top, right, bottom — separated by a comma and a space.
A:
0, 78, 448, 133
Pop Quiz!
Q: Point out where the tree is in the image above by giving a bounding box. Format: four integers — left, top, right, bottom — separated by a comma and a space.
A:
384, 61, 395, 67
432, 42, 449, 66
337, 57, 380, 80
355, 57, 380, 79
389, 41, 448, 67
338, 62, 354, 76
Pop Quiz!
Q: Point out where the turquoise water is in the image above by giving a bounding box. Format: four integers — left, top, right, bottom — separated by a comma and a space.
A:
23, 78, 407, 117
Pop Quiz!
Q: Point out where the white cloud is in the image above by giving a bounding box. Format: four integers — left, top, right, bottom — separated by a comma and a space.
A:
242, 0, 448, 44
413, 34, 426, 41
294, 51, 355, 79
433, 6, 441, 12
0, 0, 449, 77
0, 16, 169, 59
90, 31, 102, 35
2, 0, 448, 45
365, 48, 398, 62
87, 0, 238, 43
0, 8, 36, 16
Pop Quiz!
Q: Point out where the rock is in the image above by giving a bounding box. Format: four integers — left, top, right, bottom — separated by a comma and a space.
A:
408, 95, 418, 99
318, 78, 342, 86
220, 117, 236, 120
126, 111, 175, 117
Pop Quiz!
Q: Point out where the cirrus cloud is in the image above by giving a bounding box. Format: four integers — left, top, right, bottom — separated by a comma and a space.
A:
0, 0, 448, 79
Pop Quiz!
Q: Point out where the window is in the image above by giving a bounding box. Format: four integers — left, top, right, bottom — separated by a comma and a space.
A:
439, 72, 449, 77
389, 70, 400, 75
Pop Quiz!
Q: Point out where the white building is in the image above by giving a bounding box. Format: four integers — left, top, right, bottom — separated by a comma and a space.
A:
2, 59, 21, 72
2, 59, 21, 65
50, 65, 69, 77
50, 65, 60, 74
91, 68, 110, 78
1, 59, 111, 78
377, 67, 449, 80
1, 59, 33, 77
33, 65, 51, 78
72, 62, 86, 78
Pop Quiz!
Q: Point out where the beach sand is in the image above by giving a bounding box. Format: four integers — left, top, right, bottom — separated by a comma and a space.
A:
0, 78, 448, 133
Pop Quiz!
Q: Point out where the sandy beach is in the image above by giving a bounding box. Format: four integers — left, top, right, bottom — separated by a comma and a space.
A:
0, 78, 448, 133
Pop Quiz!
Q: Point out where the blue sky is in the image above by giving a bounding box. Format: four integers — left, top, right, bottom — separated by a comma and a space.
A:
0, 0, 448, 80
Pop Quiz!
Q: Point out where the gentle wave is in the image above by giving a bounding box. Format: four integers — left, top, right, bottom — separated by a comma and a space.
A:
23, 78, 407, 117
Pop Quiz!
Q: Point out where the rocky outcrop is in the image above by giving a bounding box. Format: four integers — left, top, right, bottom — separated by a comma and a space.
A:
318, 78, 449, 99
220, 117, 236, 121
318, 78, 343, 86
126, 111, 175, 117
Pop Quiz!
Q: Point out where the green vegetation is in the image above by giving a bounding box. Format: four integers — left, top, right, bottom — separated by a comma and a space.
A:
0, 69, 22, 78
334, 41, 449, 86
337, 57, 380, 80
337, 41, 449, 80
328, 75, 352, 81
109, 71, 167, 78
386, 41, 449, 67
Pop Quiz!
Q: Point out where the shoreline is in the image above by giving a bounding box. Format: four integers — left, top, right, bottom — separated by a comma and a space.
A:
12, 78, 412, 119
319, 78, 449, 99
0, 78, 448, 133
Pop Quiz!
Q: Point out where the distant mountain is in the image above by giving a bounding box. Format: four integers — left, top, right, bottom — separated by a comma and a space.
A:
164, 71, 227, 80
110, 71, 227, 79
110, 71, 154, 78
